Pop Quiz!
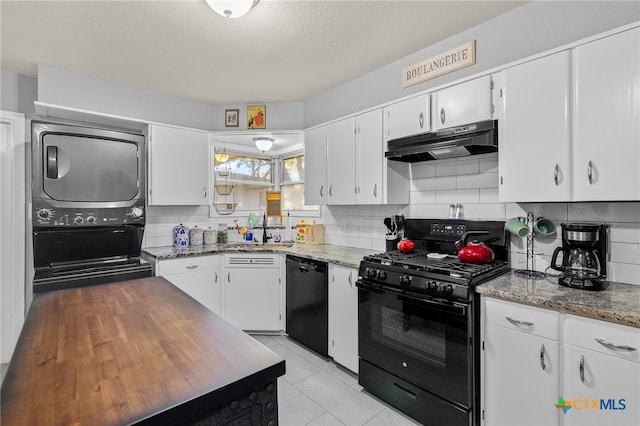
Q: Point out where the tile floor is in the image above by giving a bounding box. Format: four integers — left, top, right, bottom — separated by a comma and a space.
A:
250, 334, 422, 426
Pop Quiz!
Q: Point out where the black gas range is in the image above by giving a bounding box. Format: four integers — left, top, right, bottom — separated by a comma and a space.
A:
357, 218, 509, 426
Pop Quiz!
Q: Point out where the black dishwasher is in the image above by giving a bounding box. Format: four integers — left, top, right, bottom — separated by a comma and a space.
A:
286, 255, 328, 357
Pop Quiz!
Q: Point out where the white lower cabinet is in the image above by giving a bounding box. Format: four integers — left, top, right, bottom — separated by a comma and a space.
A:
562, 315, 640, 426
483, 298, 560, 426
328, 264, 358, 374
156, 255, 221, 315
223, 254, 282, 332
483, 298, 640, 426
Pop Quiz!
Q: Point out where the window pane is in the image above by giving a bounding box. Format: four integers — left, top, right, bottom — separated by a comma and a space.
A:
282, 184, 316, 211
213, 152, 273, 214
234, 185, 268, 211
215, 153, 272, 184
282, 155, 304, 184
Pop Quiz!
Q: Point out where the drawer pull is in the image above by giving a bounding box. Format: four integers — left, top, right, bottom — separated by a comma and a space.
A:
185, 265, 198, 270
505, 316, 534, 327
579, 355, 585, 383
540, 344, 546, 371
595, 338, 637, 352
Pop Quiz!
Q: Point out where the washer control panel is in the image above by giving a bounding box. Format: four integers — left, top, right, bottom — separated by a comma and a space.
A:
32, 200, 145, 227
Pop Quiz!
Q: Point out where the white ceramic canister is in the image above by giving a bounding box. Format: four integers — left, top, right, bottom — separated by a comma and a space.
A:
189, 226, 204, 246
203, 227, 216, 245
173, 224, 189, 247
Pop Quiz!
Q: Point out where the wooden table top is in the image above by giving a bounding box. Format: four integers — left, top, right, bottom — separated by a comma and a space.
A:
1, 277, 285, 425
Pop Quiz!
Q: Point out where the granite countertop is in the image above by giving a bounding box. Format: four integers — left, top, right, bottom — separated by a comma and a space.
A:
142, 243, 378, 269
477, 271, 640, 328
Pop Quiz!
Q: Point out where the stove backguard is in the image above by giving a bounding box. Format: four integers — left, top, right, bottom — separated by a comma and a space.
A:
403, 218, 509, 263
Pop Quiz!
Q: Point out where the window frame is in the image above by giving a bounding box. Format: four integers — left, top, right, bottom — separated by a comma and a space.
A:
209, 147, 319, 218
279, 151, 320, 217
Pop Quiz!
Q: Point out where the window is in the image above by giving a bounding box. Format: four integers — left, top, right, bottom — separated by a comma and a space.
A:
281, 154, 317, 213
213, 152, 272, 214
211, 150, 318, 217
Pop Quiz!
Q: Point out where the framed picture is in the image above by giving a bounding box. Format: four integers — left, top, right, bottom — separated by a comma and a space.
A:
225, 109, 239, 127
247, 105, 266, 129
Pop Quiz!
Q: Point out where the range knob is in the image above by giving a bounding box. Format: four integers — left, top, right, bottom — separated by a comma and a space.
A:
37, 208, 52, 220
86, 216, 96, 224
365, 268, 377, 279
376, 270, 387, 280
130, 206, 144, 218
73, 216, 84, 225
442, 284, 454, 296
398, 275, 411, 286
425, 280, 439, 293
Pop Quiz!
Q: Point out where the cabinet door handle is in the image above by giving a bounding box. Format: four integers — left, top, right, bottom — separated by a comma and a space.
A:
540, 344, 546, 371
440, 108, 446, 125
227, 271, 231, 282
595, 338, 637, 352
587, 161, 594, 185
214, 271, 218, 283
185, 265, 198, 270
419, 112, 424, 129
579, 355, 585, 383
320, 185, 324, 197
505, 316, 534, 327
348, 271, 353, 287
203, 186, 207, 198
373, 184, 377, 198
554, 164, 559, 186
329, 184, 333, 196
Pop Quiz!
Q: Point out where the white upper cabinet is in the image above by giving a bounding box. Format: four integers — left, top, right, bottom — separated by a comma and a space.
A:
356, 109, 383, 205
304, 126, 327, 205
383, 94, 430, 140
432, 75, 493, 130
146, 124, 210, 205
326, 117, 356, 205
573, 27, 640, 201
499, 51, 572, 202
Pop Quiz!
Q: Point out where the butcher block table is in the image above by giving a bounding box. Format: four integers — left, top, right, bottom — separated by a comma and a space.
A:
1, 277, 285, 425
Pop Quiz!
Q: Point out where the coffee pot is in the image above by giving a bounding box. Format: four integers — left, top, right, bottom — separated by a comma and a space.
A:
550, 223, 608, 291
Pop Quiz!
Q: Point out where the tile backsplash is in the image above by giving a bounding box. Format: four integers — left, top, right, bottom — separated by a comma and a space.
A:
143, 153, 640, 285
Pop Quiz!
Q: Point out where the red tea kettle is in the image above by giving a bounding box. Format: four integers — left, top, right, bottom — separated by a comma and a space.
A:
455, 231, 495, 264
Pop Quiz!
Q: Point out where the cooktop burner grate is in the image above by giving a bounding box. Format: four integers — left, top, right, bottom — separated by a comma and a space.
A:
364, 250, 508, 280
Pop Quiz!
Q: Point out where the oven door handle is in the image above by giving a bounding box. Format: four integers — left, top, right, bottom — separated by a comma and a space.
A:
357, 281, 467, 316
397, 294, 468, 316
356, 281, 386, 294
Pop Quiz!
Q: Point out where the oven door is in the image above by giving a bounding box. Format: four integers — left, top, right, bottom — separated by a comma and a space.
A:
357, 280, 473, 408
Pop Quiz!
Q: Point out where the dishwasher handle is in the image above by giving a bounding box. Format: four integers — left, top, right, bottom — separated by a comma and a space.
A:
297, 262, 316, 273
286, 255, 327, 274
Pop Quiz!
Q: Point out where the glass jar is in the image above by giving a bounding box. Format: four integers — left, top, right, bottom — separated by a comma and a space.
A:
216, 224, 228, 244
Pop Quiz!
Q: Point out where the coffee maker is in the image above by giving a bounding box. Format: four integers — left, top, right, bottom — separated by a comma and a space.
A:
550, 223, 608, 291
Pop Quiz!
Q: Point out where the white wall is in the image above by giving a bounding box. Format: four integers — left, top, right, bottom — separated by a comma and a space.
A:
37, 66, 304, 131
304, 1, 640, 127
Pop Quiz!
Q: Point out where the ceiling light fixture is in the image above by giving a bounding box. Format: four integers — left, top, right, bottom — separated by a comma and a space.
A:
205, 0, 259, 19
253, 137, 274, 152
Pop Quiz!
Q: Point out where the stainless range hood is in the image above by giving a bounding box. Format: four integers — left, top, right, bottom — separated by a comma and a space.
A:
385, 120, 497, 162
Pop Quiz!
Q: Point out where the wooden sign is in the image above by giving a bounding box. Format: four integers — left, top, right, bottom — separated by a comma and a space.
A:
402, 41, 476, 88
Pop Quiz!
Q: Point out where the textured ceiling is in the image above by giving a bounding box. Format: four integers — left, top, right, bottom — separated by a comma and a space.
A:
1, 0, 525, 105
